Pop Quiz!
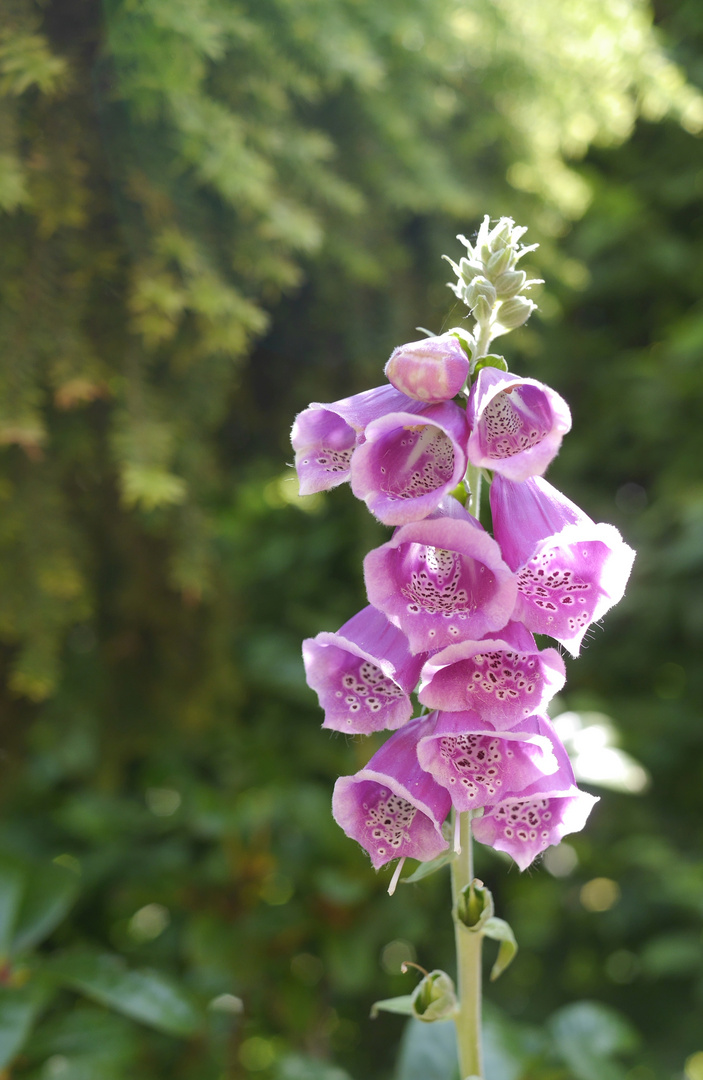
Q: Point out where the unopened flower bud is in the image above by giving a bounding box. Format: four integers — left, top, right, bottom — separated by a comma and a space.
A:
494, 269, 527, 299
385, 333, 470, 403
458, 256, 477, 283
457, 879, 495, 930
487, 218, 513, 250
471, 295, 494, 324
486, 246, 513, 279
496, 295, 536, 330
463, 276, 497, 310
411, 969, 458, 1022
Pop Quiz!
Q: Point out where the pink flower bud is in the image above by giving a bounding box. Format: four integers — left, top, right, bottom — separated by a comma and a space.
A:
384, 334, 470, 404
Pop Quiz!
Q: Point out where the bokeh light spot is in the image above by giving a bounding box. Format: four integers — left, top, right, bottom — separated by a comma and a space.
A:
580, 877, 620, 912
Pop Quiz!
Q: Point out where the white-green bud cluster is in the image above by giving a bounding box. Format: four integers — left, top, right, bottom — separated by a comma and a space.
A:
443, 215, 543, 352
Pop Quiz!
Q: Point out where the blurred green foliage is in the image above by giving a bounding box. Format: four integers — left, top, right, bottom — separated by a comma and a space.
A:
1, 0, 703, 1076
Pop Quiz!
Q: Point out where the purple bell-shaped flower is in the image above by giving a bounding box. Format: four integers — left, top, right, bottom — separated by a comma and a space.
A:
291, 384, 421, 495
417, 619, 565, 729
363, 498, 517, 654
350, 400, 470, 525
302, 606, 425, 734
332, 715, 452, 870
490, 475, 635, 656
416, 711, 559, 813
467, 367, 571, 481
384, 333, 470, 404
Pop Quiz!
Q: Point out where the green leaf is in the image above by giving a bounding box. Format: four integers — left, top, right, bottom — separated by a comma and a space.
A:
548, 1001, 639, 1080
473, 354, 508, 374
46, 949, 204, 1037
371, 994, 414, 1019
394, 1019, 459, 1080
0, 982, 50, 1068
482, 917, 518, 981
12, 861, 80, 955
400, 850, 456, 884
448, 326, 474, 358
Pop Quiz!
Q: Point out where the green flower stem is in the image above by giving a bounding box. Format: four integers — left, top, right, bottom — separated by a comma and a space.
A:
467, 463, 482, 522
448, 290, 498, 1079
451, 811, 483, 1080
474, 320, 493, 361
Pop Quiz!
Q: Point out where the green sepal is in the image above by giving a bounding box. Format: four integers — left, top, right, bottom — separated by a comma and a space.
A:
457, 879, 494, 931
473, 354, 508, 375
482, 917, 518, 981
411, 970, 458, 1022
447, 481, 469, 508
370, 994, 415, 1019
447, 325, 475, 359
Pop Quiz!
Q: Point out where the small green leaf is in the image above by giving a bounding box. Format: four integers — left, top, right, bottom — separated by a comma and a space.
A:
448, 326, 474, 358
0, 982, 50, 1067
482, 917, 518, 981
371, 994, 414, 1019
473, 354, 508, 374
46, 949, 203, 1037
401, 851, 456, 884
